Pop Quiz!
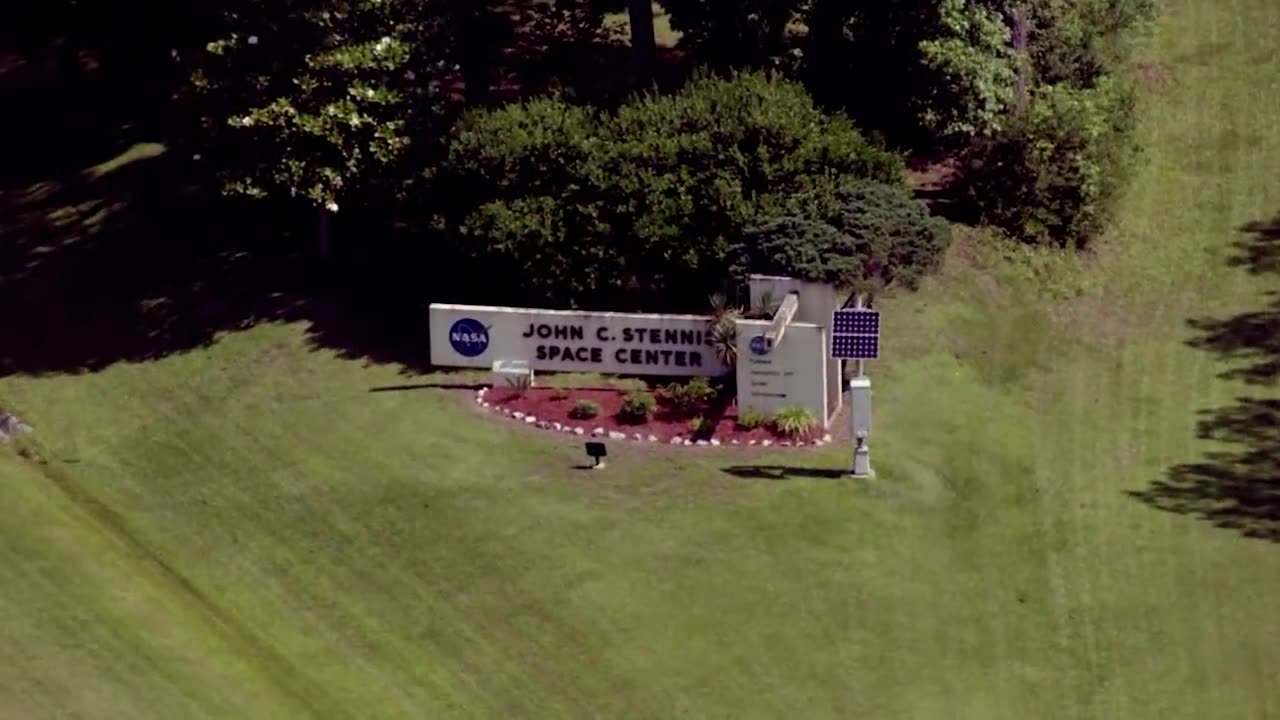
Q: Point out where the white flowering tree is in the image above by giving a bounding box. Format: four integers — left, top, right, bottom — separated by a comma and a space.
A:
183, 0, 453, 236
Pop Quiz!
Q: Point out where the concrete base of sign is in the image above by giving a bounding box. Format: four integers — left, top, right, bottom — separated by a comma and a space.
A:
849, 439, 874, 478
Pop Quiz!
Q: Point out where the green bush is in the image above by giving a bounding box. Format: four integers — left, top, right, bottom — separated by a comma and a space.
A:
618, 390, 658, 424
772, 406, 816, 437
800, 0, 1153, 147
445, 99, 603, 201
568, 399, 601, 420
1022, 0, 1156, 89
439, 72, 904, 311
736, 179, 952, 294
737, 407, 766, 430
688, 416, 708, 435
954, 79, 1139, 248
662, 377, 718, 413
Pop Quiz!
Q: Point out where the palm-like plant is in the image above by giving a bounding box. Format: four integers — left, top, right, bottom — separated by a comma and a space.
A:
707, 292, 743, 367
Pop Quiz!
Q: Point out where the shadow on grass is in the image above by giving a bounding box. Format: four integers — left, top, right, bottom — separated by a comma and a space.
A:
368, 382, 486, 393
0, 18, 700, 382
722, 465, 850, 481
0, 146, 443, 379
1130, 214, 1280, 541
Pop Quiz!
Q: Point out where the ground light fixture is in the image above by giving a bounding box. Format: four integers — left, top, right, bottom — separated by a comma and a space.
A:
585, 441, 607, 469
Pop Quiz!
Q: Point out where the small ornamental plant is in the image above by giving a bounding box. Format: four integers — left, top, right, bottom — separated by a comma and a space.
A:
618, 390, 658, 424
662, 377, 717, 414
736, 407, 766, 430
772, 406, 816, 438
569, 399, 601, 420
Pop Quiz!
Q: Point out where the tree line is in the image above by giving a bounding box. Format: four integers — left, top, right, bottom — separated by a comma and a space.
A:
2, 0, 1154, 313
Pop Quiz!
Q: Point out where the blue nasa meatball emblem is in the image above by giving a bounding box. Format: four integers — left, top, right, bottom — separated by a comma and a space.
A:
448, 318, 490, 357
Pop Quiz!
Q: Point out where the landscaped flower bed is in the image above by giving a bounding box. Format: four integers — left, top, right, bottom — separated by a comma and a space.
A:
473, 383, 833, 448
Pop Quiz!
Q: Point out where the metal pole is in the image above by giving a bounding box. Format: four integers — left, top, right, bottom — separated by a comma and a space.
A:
854, 294, 865, 379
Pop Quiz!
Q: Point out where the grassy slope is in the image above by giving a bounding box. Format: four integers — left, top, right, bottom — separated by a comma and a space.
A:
3, 1, 1280, 718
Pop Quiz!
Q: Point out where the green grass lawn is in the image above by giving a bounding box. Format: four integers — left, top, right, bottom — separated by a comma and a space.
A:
3, 0, 1280, 717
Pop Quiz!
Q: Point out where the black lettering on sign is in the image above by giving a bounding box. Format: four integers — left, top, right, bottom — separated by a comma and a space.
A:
540, 345, 605, 363
690, 351, 703, 367
528, 324, 586, 340
622, 328, 634, 343
597, 326, 610, 341
615, 348, 628, 364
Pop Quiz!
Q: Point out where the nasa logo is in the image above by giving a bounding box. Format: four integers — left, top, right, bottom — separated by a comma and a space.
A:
749, 335, 769, 356
448, 318, 490, 357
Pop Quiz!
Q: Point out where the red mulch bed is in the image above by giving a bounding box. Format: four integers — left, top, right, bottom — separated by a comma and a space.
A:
479, 386, 828, 446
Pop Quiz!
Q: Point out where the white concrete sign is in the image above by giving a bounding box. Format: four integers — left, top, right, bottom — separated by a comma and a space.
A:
430, 303, 731, 376
734, 319, 831, 427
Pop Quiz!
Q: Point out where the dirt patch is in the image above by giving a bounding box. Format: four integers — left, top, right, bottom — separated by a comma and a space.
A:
1048, 294, 1137, 344
476, 386, 834, 447
1137, 62, 1171, 91
906, 157, 958, 193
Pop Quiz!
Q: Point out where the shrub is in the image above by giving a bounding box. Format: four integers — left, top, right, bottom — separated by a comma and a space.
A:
662, 377, 718, 414
439, 72, 904, 311
550, 389, 571, 401
737, 407, 766, 430
736, 179, 952, 295
772, 406, 816, 437
688, 416, 708, 435
569, 399, 601, 420
444, 99, 603, 203
618, 390, 658, 424
954, 79, 1139, 248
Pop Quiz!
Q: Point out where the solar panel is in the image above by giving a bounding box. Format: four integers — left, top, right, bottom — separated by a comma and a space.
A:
831, 335, 879, 359
831, 308, 881, 359
832, 309, 880, 335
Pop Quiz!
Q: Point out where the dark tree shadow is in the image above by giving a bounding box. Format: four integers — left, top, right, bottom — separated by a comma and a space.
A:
0, 8, 701, 382
1130, 214, 1280, 541
0, 142, 447, 378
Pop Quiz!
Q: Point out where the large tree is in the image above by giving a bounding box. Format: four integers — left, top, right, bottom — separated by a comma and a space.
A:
179, 0, 459, 259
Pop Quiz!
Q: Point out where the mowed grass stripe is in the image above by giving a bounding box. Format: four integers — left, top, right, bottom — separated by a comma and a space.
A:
0, 457, 308, 717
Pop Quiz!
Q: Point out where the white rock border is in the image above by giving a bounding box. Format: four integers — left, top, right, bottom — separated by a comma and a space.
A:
473, 388, 833, 449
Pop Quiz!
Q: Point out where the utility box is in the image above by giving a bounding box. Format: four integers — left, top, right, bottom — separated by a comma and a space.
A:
491, 359, 534, 391
849, 377, 872, 436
